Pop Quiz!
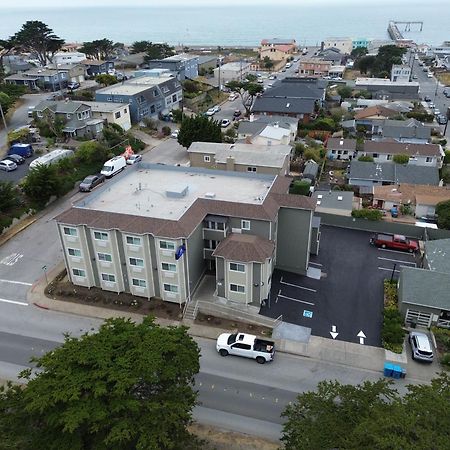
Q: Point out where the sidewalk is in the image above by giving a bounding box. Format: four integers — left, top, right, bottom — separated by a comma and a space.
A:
27, 262, 436, 383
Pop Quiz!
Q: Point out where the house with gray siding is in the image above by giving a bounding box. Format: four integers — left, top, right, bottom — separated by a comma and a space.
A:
147, 53, 199, 80
372, 118, 431, 143
55, 164, 317, 312
95, 75, 183, 123
5, 68, 68, 91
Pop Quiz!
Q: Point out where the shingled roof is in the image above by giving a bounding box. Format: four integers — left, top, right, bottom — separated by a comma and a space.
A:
213, 233, 275, 263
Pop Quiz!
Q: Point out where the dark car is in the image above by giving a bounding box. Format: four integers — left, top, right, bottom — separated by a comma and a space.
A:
79, 174, 105, 192
424, 95, 431, 102
4, 154, 25, 165
233, 110, 242, 118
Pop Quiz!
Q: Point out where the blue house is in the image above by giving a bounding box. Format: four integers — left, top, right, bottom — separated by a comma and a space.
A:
147, 53, 198, 80
5, 68, 68, 91
352, 38, 369, 50
95, 75, 183, 123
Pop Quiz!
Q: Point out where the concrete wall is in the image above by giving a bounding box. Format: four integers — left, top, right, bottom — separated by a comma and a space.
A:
187, 222, 207, 299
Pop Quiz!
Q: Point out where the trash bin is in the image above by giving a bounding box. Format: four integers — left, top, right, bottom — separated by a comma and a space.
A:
384, 362, 394, 377
392, 365, 402, 379
401, 368, 406, 379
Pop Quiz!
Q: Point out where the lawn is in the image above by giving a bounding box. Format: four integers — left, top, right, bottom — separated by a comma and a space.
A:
436, 71, 450, 86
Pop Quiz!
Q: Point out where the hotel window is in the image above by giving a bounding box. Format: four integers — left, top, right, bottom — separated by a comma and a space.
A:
160, 241, 175, 250
204, 155, 211, 162
241, 220, 251, 230
63, 227, 77, 236
230, 283, 245, 293
97, 253, 112, 262
163, 283, 178, 293
126, 236, 141, 246
162, 262, 177, 272
230, 262, 245, 273
68, 248, 81, 257
387, 154, 392, 160
132, 278, 146, 288
129, 257, 144, 267
101, 273, 116, 282
72, 268, 86, 277
372, 153, 378, 158
206, 240, 218, 249
94, 231, 108, 241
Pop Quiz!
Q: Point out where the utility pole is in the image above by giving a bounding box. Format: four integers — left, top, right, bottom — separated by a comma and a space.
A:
0, 102, 7, 132
218, 55, 221, 92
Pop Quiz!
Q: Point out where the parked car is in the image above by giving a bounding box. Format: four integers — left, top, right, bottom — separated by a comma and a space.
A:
100, 156, 126, 178
4, 154, 25, 165
216, 332, 275, 364
268, 75, 276, 80
233, 110, 242, 118
412, 75, 418, 79
0, 159, 17, 172
370, 233, 419, 252
437, 115, 448, 125
427, 72, 433, 78
8, 143, 33, 158
205, 108, 216, 116
171, 129, 179, 139
27, 106, 35, 118
444, 90, 450, 98
67, 81, 80, 90
229, 93, 238, 101
213, 105, 221, 113
126, 154, 142, 165
409, 331, 434, 363
428, 102, 435, 109
79, 174, 105, 192
424, 95, 431, 102
221, 119, 231, 128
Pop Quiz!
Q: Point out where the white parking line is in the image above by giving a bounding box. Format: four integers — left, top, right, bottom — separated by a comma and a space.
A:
0, 298, 28, 306
0, 279, 33, 286
378, 248, 416, 256
377, 257, 416, 266
378, 267, 400, 273
280, 277, 317, 292
277, 294, 315, 306
309, 262, 323, 267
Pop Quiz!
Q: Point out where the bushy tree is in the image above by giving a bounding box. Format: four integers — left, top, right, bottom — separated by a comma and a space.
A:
178, 114, 222, 148
79, 39, 114, 60
436, 199, 450, 230
22, 163, 62, 207
0, 317, 201, 450
0, 181, 20, 212
95, 73, 118, 87
262, 56, 274, 70
303, 148, 321, 163
290, 180, 310, 195
141, 42, 175, 62
75, 141, 110, 166
226, 79, 264, 116
337, 85, 352, 99
350, 46, 368, 60
357, 55, 376, 74
393, 154, 410, 164
11, 21, 64, 65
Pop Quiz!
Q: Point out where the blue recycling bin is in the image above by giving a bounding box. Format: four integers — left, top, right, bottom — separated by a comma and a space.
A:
392, 365, 402, 379
383, 362, 394, 377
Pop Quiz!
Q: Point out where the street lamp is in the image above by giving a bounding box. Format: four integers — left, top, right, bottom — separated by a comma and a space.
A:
42, 265, 49, 287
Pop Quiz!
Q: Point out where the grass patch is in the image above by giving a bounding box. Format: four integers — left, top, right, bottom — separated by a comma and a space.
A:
382, 280, 405, 353
343, 69, 362, 80
436, 71, 450, 86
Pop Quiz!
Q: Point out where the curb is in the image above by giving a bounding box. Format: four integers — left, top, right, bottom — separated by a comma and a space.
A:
0, 215, 39, 247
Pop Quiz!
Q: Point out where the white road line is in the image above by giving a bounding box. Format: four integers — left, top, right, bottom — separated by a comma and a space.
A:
277, 294, 315, 306
378, 267, 400, 273
309, 262, 323, 267
280, 278, 317, 292
378, 248, 416, 256
0, 298, 28, 306
0, 279, 33, 286
377, 257, 416, 266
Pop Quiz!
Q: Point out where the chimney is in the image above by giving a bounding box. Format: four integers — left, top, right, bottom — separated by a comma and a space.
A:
226, 156, 235, 171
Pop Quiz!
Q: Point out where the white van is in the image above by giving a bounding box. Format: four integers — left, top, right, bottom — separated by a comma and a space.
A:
29, 149, 74, 170
285, 62, 292, 69
101, 156, 126, 178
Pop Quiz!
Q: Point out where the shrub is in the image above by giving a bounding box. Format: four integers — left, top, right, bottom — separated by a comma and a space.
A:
400, 204, 413, 216
161, 126, 171, 136
436, 199, 450, 230
358, 155, 374, 162
351, 209, 383, 221
337, 86, 352, 99
382, 307, 405, 353
440, 353, 450, 368
290, 180, 311, 195
294, 143, 306, 157
304, 149, 321, 163
384, 280, 398, 308
393, 154, 410, 164
444, 150, 450, 164
143, 117, 157, 130
171, 109, 183, 123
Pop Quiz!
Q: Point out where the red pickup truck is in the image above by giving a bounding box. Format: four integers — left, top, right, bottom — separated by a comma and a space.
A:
370, 233, 419, 253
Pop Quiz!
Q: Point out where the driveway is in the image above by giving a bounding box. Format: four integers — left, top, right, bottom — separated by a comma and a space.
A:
261, 225, 418, 347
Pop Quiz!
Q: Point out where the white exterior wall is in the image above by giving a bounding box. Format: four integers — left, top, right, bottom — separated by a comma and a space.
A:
54, 52, 87, 65
91, 106, 132, 131
415, 203, 436, 218
323, 38, 353, 54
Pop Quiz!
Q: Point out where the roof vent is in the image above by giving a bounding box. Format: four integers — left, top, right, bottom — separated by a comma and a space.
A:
205, 192, 216, 199
316, 200, 321, 205
337, 196, 343, 201
286, 103, 290, 108
166, 185, 189, 198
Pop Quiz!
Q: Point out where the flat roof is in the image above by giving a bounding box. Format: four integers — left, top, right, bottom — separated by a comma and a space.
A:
356, 77, 419, 87
96, 75, 176, 96
82, 101, 124, 113
77, 164, 276, 221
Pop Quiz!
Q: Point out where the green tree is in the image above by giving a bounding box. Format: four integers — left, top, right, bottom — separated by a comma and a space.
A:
303, 148, 321, 163
95, 73, 118, 87
262, 56, 274, 70
35, 110, 66, 138
0, 38, 15, 78
358, 155, 374, 162
290, 180, 311, 195
393, 154, 410, 164
0, 317, 201, 450
75, 141, 110, 166
79, 39, 114, 60
436, 199, 450, 229
356, 55, 376, 75
350, 46, 368, 61
0, 91, 12, 114
130, 40, 152, 54
22, 163, 62, 207
178, 114, 222, 148
226, 79, 264, 116
183, 80, 198, 94
12, 21, 64, 65
143, 43, 176, 62
337, 85, 352, 99
0, 181, 20, 212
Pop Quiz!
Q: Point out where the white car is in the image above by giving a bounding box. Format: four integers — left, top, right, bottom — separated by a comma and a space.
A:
268, 75, 275, 80
229, 93, 238, 101
171, 129, 179, 139
126, 154, 142, 165
221, 119, 231, 128
427, 72, 433, 78
0, 159, 18, 172
213, 105, 221, 113
205, 108, 215, 116
434, 109, 441, 116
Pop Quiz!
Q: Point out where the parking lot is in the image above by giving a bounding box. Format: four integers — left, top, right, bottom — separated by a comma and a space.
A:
261, 225, 418, 347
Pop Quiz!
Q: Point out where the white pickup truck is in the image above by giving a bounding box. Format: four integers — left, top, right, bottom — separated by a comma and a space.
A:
216, 332, 275, 364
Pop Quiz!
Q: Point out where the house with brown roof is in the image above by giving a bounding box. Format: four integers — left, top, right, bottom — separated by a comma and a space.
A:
357, 141, 444, 168
354, 105, 400, 133
55, 164, 318, 312
373, 184, 450, 218
259, 38, 298, 64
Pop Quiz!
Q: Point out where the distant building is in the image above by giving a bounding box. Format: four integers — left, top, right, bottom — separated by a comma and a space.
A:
147, 53, 199, 80
214, 61, 252, 85
326, 138, 357, 161
81, 60, 115, 77
312, 191, 354, 216
390, 64, 411, 82
355, 78, 420, 100
298, 59, 331, 78
5, 68, 68, 91
259, 38, 298, 63
322, 37, 353, 55
54, 52, 87, 65
352, 38, 369, 50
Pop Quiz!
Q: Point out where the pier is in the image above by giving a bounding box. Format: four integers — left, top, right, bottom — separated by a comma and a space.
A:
388, 21, 423, 41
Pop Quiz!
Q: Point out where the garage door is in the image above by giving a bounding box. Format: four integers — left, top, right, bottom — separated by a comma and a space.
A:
405, 309, 432, 328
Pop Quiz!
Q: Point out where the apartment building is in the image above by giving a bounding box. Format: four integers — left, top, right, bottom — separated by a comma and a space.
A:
56, 164, 317, 309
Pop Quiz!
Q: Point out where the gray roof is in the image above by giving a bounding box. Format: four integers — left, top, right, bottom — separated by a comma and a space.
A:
400, 267, 450, 310
34, 100, 89, 115
263, 78, 326, 100
327, 138, 357, 151
348, 161, 440, 185
312, 190, 354, 212
196, 55, 217, 65
381, 118, 431, 140
5, 74, 38, 81
303, 160, 319, 177
238, 116, 297, 136
424, 239, 450, 274
252, 97, 316, 115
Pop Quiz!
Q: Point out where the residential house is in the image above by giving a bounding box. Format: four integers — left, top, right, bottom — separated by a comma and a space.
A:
372, 184, 450, 218
48, 63, 85, 84
303, 160, 319, 182
322, 37, 353, 54
4, 73, 39, 90
372, 118, 431, 144
312, 191, 354, 216
328, 65, 346, 78
252, 78, 326, 122
355, 78, 420, 100
34, 100, 103, 138
250, 125, 291, 146
187, 142, 292, 175
347, 161, 440, 187
55, 164, 318, 311
390, 64, 411, 82
358, 141, 444, 168
237, 116, 298, 142
147, 53, 199, 80
2, 55, 31, 74
399, 238, 450, 328
82, 101, 132, 131
259, 38, 298, 63
82, 60, 115, 77
316, 48, 344, 65
214, 61, 252, 85
326, 138, 357, 160
95, 75, 183, 123
54, 52, 87, 65
354, 105, 401, 132
298, 59, 331, 78
5, 68, 68, 91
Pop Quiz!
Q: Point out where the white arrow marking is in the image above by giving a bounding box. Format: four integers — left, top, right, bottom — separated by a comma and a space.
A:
357, 330, 366, 345
331, 325, 337, 332
359, 337, 365, 344
330, 332, 339, 339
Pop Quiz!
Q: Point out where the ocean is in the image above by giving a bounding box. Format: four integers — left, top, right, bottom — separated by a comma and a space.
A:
0, 1, 449, 47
